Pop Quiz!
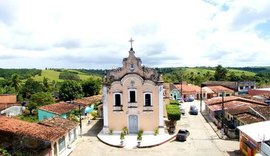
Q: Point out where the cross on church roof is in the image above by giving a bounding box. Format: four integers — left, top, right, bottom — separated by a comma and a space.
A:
129, 38, 134, 49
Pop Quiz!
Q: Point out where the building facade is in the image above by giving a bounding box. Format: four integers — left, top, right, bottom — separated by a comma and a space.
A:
102, 45, 164, 134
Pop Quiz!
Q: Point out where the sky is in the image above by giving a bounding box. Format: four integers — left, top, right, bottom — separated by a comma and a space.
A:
0, 0, 270, 69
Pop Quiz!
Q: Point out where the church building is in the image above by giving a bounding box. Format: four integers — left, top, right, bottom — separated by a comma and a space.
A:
102, 39, 164, 134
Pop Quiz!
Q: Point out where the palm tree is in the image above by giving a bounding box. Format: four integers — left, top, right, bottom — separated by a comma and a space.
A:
10, 74, 21, 93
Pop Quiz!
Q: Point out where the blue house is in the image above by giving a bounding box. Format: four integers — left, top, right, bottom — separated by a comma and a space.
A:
164, 83, 182, 102
38, 102, 78, 121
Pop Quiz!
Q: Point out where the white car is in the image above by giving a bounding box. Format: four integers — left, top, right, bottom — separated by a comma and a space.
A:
179, 105, 185, 115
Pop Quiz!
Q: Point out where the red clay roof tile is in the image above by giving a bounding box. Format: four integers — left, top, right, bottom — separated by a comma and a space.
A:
39, 102, 77, 115
0, 116, 66, 142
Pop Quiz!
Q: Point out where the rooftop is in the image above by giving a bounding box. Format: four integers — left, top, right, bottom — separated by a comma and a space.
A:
238, 121, 270, 142
207, 86, 234, 93
202, 81, 237, 88
236, 113, 264, 124
175, 84, 201, 93
202, 87, 214, 94
0, 116, 65, 142
39, 116, 78, 131
205, 96, 266, 106
39, 102, 77, 115
73, 95, 102, 107
253, 106, 270, 120
206, 96, 267, 113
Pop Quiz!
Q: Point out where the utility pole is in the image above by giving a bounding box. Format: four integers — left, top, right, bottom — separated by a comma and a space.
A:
79, 104, 82, 137
181, 80, 183, 99
221, 92, 225, 129
200, 84, 202, 113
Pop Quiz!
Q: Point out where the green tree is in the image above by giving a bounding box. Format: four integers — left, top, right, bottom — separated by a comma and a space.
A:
21, 78, 44, 99
214, 65, 228, 81
9, 74, 21, 93
42, 77, 50, 92
59, 72, 80, 81
30, 92, 55, 106
0, 86, 16, 94
82, 77, 102, 97
26, 92, 54, 115
59, 80, 83, 101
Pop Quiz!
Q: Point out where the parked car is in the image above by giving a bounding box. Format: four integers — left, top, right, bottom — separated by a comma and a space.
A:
179, 105, 185, 115
178, 98, 184, 103
176, 129, 190, 141
189, 105, 198, 115
185, 97, 194, 102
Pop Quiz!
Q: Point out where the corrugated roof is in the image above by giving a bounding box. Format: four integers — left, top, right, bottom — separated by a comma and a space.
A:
39, 102, 77, 115
0, 116, 65, 142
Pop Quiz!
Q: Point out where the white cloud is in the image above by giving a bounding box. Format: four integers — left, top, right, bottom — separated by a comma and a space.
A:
0, 0, 269, 69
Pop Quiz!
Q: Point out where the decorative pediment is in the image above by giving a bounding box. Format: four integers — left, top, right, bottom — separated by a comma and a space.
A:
105, 48, 160, 85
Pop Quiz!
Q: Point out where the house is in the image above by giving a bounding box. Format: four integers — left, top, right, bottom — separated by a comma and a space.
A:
237, 121, 270, 156
261, 140, 270, 156
238, 81, 256, 95
204, 96, 267, 127
38, 102, 78, 121
207, 86, 235, 97
0, 94, 18, 111
73, 95, 102, 115
0, 116, 78, 156
0, 94, 23, 117
248, 88, 270, 105
163, 83, 181, 101
102, 44, 164, 134
202, 86, 215, 99
73, 95, 102, 107
224, 105, 270, 138
202, 81, 256, 95
175, 83, 201, 100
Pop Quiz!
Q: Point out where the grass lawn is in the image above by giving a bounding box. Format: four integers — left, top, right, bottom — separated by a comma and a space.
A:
33, 69, 100, 82
227, 69, 256, 76
33, 70, 61, 81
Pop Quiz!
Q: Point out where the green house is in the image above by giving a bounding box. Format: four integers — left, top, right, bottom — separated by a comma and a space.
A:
38, 102, 78, 121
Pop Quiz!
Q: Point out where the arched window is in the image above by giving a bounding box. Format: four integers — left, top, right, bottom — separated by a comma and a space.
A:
114, 93, 121, 106
128, 89, 137, 103
144, 92, 152, 106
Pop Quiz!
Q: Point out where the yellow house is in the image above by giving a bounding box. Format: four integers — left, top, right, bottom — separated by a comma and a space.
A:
102, 43, 164, 134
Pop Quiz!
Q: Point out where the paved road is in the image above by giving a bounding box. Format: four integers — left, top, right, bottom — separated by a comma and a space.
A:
70, 101, 240, 156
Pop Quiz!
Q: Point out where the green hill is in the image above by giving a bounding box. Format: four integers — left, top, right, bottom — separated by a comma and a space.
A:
179, 67, 256, 77
33, 69, 100, 82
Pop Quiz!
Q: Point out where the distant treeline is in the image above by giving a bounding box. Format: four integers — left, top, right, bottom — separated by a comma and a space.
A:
0, 68, 41, 80
76, 69, 105, 76
229, 67, 270, 73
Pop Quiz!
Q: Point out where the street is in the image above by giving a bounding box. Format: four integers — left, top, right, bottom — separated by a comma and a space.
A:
70, 100, 240, 156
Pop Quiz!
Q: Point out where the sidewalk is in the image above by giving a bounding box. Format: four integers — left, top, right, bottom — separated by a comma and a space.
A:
200, 111, 228, 140
97, 132, 176, 149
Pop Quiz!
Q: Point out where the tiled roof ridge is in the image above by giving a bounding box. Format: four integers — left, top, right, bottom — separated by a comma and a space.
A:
205, 96, 266, 106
